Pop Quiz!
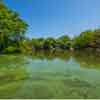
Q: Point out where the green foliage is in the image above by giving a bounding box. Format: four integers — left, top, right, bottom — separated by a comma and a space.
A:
4, 46, 21, 53
43, 37, 56, 50
32, 38, 44, 50
0, 1, 28, 50
57, 35, 71, 49
92, 29, 100, 44
20, 39, 32, 53
73, 30, 94, 49
31, 36, 71, 51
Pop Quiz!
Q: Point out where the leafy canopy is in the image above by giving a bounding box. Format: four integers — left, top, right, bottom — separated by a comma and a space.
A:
0, 1, 28, 49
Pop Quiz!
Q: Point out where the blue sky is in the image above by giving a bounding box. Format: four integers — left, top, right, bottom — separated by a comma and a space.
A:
3, 0, 100, 38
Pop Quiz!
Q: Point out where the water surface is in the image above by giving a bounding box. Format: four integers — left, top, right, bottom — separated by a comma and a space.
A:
0, 51, 100, 99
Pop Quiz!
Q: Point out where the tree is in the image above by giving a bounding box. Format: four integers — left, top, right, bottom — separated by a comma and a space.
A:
57, 35, 71, 49
43, 37, 56, 50
32, 38, 45, 50
0, 2, 28, 50
73, 30, 94, 49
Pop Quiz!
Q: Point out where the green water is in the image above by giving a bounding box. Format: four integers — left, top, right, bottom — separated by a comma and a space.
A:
0, 51, 100, 99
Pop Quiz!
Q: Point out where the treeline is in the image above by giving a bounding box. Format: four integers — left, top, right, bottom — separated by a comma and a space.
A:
30, 29, 100, 52
0, 1, 100, 54
31, 36, 71, 51
5, 29, 100, 53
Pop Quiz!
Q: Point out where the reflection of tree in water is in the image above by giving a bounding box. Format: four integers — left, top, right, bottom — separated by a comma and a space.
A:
0, 55, 29, 98
74, 50, 100, 69
31, 50, 71, 61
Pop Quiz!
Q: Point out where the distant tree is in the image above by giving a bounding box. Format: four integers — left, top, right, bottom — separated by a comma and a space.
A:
43, 37, 56, 50
73, 30, 94, 49
32, 38, 45, 50
57, 35, 71, 49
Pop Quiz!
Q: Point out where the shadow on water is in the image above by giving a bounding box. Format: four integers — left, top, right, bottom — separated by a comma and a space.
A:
0, 51, 100, 98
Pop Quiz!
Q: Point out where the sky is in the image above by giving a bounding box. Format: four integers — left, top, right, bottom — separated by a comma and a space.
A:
2, 0, 100, 38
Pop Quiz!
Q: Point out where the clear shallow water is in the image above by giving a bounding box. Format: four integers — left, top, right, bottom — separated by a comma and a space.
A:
0, 51, 100, 99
